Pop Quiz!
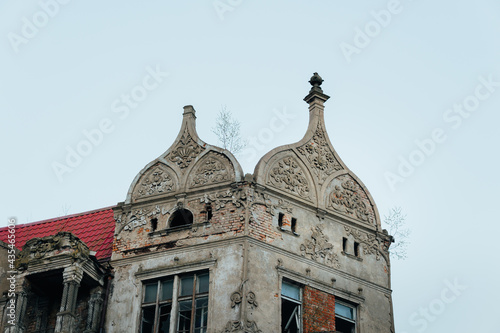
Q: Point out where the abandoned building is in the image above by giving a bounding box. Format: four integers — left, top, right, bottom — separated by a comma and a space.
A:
0, 73, 395, 332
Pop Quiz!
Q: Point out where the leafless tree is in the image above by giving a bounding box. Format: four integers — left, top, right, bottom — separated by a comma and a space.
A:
383, 207, 410, 260
212, 106, 247, 155
61, 204, 71, 216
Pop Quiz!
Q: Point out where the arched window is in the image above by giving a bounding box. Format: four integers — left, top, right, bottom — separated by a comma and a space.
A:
169, 209, 193, 228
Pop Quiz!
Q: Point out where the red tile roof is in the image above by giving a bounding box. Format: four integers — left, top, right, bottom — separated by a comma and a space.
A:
0, 207, 116, 261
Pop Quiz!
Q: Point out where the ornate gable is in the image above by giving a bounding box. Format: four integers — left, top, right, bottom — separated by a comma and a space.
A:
254, 73, 380, 228
124, 105, 243, 205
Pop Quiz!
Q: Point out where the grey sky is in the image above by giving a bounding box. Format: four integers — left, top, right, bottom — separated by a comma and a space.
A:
1, 1, 499, 331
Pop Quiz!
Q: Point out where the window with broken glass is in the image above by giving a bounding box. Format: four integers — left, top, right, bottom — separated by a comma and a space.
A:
141, 271, 209, 333
281, 280, 302, 333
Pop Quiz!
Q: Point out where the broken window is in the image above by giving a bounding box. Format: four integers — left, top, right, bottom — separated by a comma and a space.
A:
169, 209, 194, 228
342, 237, 348, 253
335, 301, 357, 333
281, 280, 302, 333
141, 271, 209, 333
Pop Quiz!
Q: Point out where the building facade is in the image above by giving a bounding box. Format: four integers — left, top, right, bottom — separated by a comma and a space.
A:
1, 73, 395, 332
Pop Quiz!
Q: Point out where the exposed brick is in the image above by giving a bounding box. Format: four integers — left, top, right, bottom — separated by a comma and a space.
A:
303, 286, 335, 333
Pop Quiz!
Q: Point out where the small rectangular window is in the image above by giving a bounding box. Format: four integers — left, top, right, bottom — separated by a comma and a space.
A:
291, 218, 297, 233
278, 213, 284, 229
342, 237, 348, 253
354, 242, 360, 257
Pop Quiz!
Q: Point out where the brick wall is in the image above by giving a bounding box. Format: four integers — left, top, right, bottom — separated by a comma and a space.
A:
249, 204, 281, 243
113, 196, 245, 256
303, 286, 335, 333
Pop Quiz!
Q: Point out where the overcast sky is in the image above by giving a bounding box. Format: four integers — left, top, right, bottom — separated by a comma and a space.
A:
1, 1, 499, 331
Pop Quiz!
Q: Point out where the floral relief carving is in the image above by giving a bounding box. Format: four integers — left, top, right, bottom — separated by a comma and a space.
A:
191, 153, 234, 187
297, 123, 342, 184
344, 226, 387, 261
329, 176, 375, 224
273, 198, 293, 214
201, 189, 247, 221
166, 130, 205, 170
268, 157, 310, 199
134, 165, 175, 198
223, 287, 261, 333
223, 320, 262, 333
300, 226, 340, 269
123, 205, 165, 232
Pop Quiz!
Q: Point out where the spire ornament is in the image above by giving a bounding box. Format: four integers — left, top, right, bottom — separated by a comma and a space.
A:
304, 72, 330, 105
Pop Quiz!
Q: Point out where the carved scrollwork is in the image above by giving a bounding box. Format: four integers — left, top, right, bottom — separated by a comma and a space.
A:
230, 291, 242, 308
16, 232, 90, 270
328, 176, 375, 224
297, 123, 342, 184
222, 320, 262, 333
224, 285, 261, 333
268, 157, 310, 199
246, 291, 258, 308
190, 152, 234, 188
345, 226, 387, 261
123, 205, 166, 232
300, 226, 340, 269
134, 164, 175, 198
166, 130, 205, 170
273, 198, 293, 214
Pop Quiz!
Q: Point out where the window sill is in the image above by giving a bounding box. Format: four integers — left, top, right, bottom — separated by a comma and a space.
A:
278, 227, 300, 237
341, 251, 363, 262
148, 222, 211, 237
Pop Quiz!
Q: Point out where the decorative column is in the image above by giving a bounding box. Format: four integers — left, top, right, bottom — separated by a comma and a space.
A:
55, 265, 84, 333
83, 288, 104, 333
4, 280, 30, 333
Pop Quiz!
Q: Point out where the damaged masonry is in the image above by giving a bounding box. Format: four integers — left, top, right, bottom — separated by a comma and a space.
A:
0, 73, 395, 332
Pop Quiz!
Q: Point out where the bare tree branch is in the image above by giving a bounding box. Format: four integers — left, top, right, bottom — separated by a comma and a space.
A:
212, 106, 247, 155
383, 207, 410, 260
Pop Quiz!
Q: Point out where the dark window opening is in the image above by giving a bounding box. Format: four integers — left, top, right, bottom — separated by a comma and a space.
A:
278, 213, 284, 229
342, 237, 348, 253
336, 318, 355, 333
169, 209, 193, 228
281, 280, 301, 333
354, 242, 360, 257
206, 203, 212, 222
281, 299, 300, 333
291, 218, 297, 233
151, 218, 158, 231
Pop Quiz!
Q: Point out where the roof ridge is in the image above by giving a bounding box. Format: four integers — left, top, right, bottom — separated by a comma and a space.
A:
1, 205, 116, 231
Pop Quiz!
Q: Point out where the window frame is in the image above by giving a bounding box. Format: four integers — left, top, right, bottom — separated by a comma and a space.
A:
140, 271, 209, 333
280, 279, 303, 333
335, 299, 358, 333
